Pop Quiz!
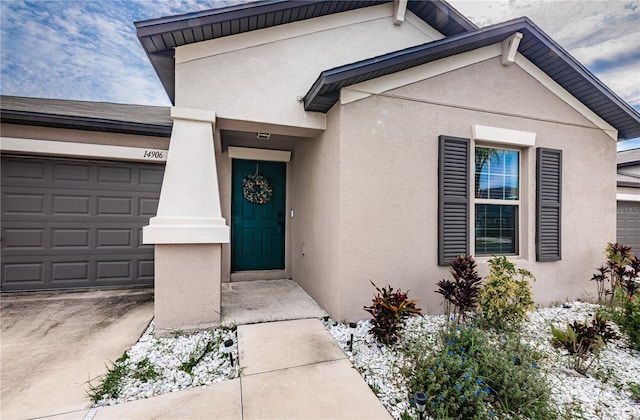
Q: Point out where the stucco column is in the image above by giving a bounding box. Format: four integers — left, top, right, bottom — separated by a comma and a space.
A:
143, 107, 229, 334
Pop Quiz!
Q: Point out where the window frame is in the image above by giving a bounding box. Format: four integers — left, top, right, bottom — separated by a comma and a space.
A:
471, 144, 522, 256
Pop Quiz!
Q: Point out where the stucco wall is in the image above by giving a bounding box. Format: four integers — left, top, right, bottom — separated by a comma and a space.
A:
331, 57, 615, 321
173, 4, 442, 132
290, 105, 342, 317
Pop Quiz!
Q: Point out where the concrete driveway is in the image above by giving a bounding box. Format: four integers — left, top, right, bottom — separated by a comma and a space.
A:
1, 288, 153, 420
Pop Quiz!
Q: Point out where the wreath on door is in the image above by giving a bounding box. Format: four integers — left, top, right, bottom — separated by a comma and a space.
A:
242, 172, 274, 204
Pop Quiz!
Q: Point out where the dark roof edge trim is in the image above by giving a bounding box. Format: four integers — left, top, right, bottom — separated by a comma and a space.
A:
1, 110, 172, 137
303, 16, 640, 139
618, 161, 640, 168
618, 181, 640, 188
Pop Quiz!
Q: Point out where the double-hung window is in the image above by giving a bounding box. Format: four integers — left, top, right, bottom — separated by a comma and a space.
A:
438, 133, 561, 266
474, 147, 519, 255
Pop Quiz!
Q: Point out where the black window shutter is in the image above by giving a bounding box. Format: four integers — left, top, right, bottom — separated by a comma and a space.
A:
438, 135, 470, 266
536, 147, 562, 261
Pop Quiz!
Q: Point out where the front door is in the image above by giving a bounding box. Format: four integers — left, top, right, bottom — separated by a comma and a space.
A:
231, 159, 286, 271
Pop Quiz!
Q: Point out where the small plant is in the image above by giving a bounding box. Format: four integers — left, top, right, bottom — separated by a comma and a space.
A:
478, 256, 535, 331
590, 266, 611, 304
608, 296, 640, 350
181, 333, 221, 374
435, 255, 482, 323
363, 281, 422, 345
605, 242, 632, 299
628, 382, 640, 403
87, 353, 130, 403
550, 314, 620, 374
132, 357, 158, 382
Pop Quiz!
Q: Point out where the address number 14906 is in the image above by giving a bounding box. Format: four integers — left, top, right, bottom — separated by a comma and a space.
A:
143, 150, 164, 159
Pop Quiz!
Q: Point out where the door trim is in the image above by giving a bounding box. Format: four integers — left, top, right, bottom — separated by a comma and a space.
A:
227, 146, 291, 162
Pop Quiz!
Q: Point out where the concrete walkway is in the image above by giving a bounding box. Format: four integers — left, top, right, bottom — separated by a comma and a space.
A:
1, 281, 391, 420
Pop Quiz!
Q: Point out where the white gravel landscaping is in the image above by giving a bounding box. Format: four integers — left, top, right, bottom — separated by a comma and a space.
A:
92, 322, 239, 407
91, 301, 639, 419
323, 301, 640, 420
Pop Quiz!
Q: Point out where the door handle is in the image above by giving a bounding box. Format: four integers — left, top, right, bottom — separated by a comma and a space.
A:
277, 221, 283, 235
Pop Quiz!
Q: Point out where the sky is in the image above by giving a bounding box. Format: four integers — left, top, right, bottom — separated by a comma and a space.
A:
1, 0, 639, 147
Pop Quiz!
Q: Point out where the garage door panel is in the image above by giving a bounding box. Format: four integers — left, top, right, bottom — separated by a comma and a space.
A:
51, 228, 91, 249
3, 228, 45, 250
3, 193, 46, 215
52, 195, 91, 215
1, 156, 163, 291
3, 262, 44, 285
97, 260, 131, 280
52, 261, 89, 282
617, 201, 640, 253
97, 229, 132, 248
53, 161, 91, 182
140, 168, 164, 185
2, 158, 46, 180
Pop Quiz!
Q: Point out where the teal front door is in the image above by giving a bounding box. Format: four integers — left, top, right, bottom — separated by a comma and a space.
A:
231, 160, 286, 271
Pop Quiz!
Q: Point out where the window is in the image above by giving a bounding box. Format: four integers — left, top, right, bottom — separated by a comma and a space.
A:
474, 147, 519, 255
438, 135, 561, 266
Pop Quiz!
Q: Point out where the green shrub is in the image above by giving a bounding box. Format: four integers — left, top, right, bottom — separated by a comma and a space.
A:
435, 255, 483, 323
609, 297, 640, 350
363, 281, 422, 345
402, 323, 556, 419
478, 256, 535, 331
628, 382, 640, 403
550, 314, 619, 374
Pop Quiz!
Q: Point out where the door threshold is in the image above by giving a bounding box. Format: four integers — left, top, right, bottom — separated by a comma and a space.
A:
230, 270, 288, 282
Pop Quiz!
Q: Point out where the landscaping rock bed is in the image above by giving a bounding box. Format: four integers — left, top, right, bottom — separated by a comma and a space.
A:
324, 301, 640, 420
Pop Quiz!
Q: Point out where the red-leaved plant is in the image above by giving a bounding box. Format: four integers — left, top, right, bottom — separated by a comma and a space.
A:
363, 281, 422, 345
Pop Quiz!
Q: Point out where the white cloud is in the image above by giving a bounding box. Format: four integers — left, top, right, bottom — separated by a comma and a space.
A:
449, 0, 640, 109
1, 0, 639, 111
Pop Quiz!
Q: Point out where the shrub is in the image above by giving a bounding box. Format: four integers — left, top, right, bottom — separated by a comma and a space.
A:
609, 297, 640, 351
476, 334, 555, 419
402, 323, 555, 419
435, 256, 482, 323
550, 314, 619, 374
363, 281, 421, 345
478, 256, 535, 331
605, 242, 632, 298
590, 265, 611, 304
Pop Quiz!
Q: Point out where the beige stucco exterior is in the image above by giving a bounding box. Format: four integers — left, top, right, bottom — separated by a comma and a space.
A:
160, 4, 619, 324
296, 55, 615, 321
174, 4, 442, 132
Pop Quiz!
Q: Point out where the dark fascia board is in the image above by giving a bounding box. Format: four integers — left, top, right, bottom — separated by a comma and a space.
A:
1, 110, 172, 137
303, 17, 640, 140
134, 0, 475, 105
618, 161, 640, 168
618, 181, 640, 188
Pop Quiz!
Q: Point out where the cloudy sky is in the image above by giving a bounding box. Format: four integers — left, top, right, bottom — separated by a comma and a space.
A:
1, 0, 639, 145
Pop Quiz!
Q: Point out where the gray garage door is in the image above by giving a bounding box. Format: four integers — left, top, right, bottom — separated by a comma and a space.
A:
617, 201, 640, 253
1, 155, 164, 291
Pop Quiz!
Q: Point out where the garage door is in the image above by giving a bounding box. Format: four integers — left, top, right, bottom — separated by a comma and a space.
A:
617, 201, 640, 253
1, 155, 164, 291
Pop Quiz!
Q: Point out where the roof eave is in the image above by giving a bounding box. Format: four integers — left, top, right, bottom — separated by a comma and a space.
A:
0, 110, 172, 137
303, 17, 640, 139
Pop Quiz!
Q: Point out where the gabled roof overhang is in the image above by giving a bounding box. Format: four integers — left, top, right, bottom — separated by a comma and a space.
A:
135, 0, 477, 104
303, 17, 640, 140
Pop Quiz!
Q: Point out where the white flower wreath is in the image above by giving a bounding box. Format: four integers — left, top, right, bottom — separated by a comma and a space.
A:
242, 173, 273, 204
